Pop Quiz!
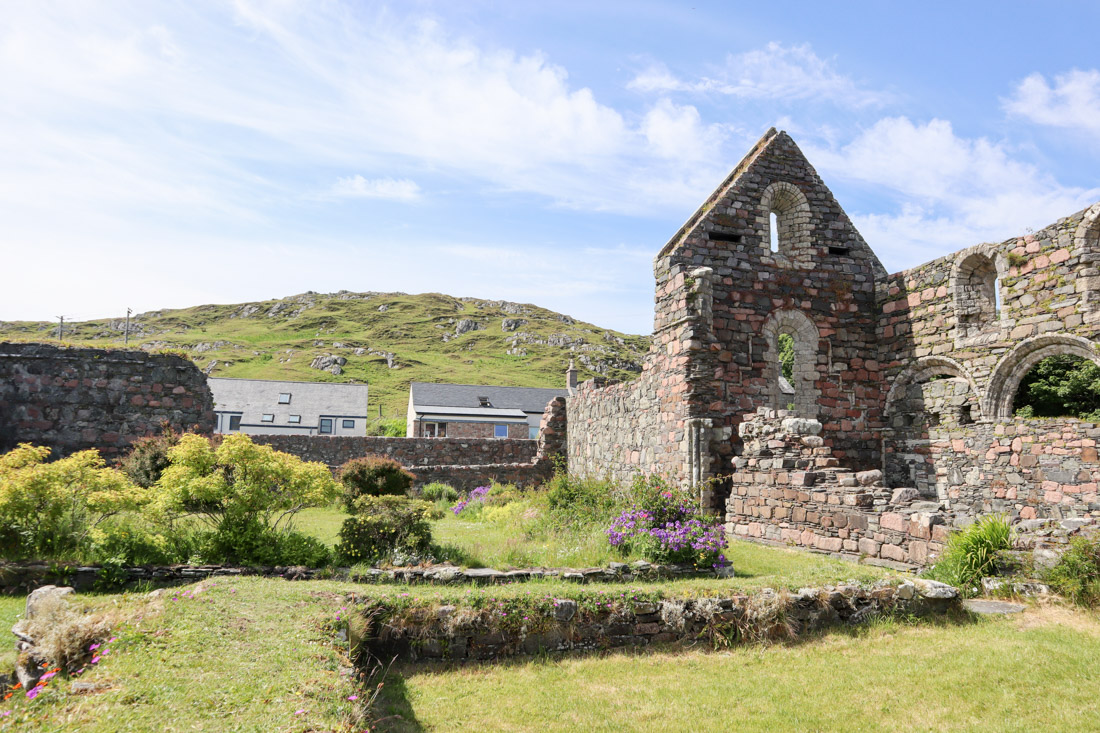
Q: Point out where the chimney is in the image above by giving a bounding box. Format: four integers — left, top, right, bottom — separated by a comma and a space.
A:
566, 358, 578, 394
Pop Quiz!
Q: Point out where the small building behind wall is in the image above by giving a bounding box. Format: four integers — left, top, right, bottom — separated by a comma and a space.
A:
406, 382, 568, 439
209, 377, 368, 436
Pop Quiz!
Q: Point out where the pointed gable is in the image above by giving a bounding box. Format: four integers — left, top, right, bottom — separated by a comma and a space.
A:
657, 129, 885, 279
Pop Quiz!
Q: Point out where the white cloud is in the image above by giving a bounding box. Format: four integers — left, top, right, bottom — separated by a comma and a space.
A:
1004, 69, 1100, 137
329, 176, 421, 201
806, 117, 1100, 270
641, 99, 728, 161
628, 43, 890, 108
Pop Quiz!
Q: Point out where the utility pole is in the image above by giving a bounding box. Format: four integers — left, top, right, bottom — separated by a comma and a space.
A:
56, 316, 64, 341
124, 308, 132, 346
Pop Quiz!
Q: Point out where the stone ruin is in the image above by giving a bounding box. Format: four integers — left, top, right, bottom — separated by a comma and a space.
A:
4, 127, 1100, 569
563, 127, 1100, 567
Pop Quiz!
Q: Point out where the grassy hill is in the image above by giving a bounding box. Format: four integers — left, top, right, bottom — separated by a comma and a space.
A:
0, 291, 649, 421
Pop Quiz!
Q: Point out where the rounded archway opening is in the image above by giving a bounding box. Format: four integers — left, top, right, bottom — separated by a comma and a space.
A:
986, 336, 1100, 419
761, 309, 819, 417
884, 362, 980, 496
1013, 354, 1100, 420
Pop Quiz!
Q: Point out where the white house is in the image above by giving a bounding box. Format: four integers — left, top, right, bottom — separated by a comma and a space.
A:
208, 377, 369, 436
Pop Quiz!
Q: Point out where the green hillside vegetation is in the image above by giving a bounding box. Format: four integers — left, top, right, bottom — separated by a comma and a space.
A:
0, 291, 649, 420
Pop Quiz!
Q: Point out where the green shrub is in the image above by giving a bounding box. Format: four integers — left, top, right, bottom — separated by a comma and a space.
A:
1045, 536, 1100, 606
420, 482, 459, 503
926, 515, 1012, 593
89, 514, 198, 566
198, 513, 333, 567
119, 428, 180, 488
337, 456, 415, 511
336, 496, 432, 565
544, 471, 616, 524
0, 444, 147, 560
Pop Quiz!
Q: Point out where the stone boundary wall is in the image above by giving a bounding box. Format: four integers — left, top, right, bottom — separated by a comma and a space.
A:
0, 342, 214, 457
250, 434, 548, 490
351, 579, 959, 664
0, 561, 713, 595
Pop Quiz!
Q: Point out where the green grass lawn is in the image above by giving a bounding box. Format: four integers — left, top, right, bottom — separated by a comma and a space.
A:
381, 606, 1100, 732
291, 502, 889, 590
3, 573, 1097, 732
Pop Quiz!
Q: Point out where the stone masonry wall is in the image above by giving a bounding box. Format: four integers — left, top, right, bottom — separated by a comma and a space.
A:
250, 434, 548, 491
566, 260, 714, 486
916, 418, 1100, 520
0, 342, 215, 457
878, 202, 1100, 425
659, 129, 887, 472
725, 410, 948, 567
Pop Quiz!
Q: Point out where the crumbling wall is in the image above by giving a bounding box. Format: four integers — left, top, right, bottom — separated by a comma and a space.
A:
566, 262, 717, 486
725, 409, 948, 566
879, 202, 1100, 426
0, 342, 214, 456
657, 130, 887, 472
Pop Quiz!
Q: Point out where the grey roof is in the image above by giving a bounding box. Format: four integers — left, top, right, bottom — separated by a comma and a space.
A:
409, 382, 567, 415
208, 377, 369, 422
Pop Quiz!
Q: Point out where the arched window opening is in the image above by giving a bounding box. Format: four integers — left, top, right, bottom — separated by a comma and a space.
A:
777, 331, 795, 409
758, 182, 810, 259
1013, 354, 1100, 420
954, 252, 1000, 338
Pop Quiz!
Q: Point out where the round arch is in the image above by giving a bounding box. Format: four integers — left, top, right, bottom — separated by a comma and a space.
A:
761, 309, 820, 416
757, 181, 812, 259
984, 334, 1100, 419
884, 356, 981, 419
951, 245, 1007, 339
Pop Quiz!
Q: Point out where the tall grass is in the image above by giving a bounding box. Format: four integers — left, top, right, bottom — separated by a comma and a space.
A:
926, 514, 1011, 594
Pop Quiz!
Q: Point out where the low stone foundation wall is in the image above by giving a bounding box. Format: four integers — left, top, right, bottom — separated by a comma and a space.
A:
350, 578, 959, 664
250, 434, 549, 490
0, 561, 715, 594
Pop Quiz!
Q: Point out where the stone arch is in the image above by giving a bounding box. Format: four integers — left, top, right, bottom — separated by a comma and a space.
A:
952, 246, 1006, 340
758, 181, 812, 259
761, 309, 819, 416
883, 357, 981, 496
985, 334, 1100, 419
884, 356, 981, 421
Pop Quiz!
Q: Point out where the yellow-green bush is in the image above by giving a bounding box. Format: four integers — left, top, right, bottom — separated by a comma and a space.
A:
0, 444, 146, 560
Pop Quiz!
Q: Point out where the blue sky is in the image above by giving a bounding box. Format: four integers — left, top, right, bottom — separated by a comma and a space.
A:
3, 1, 1100, 334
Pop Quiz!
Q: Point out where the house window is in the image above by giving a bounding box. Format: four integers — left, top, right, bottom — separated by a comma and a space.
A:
478, 396, 491, 407
423, 422, 446, 438
342, 419, 355, 429
228, 415, 241, 431
278, 393, 292, 404
494, 424, 508, 439
529, 426, 538, 440
261, 414, 274, 423
288, 415, 301, 424
320, 419, 333, 434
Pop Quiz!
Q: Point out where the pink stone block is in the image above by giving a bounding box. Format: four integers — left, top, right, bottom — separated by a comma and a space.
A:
880, 512, 906, 532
